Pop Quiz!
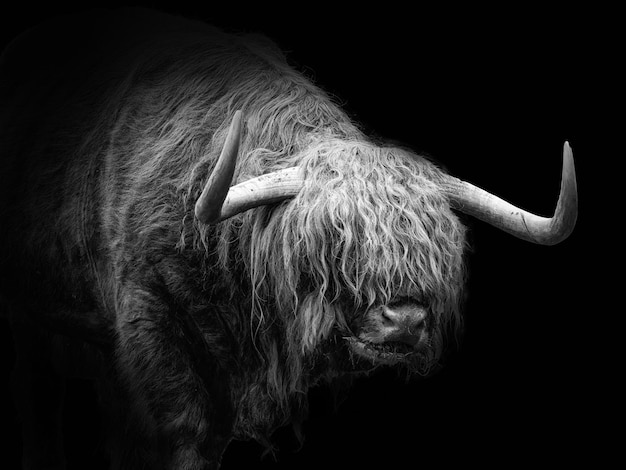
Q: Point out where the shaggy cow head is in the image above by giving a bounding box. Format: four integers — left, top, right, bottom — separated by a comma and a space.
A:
234, 138, 469, 379
195, 110, 577, 379
254, 138, 467, 375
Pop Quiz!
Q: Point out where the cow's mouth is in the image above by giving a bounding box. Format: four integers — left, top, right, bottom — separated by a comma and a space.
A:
344, 336, 419, 365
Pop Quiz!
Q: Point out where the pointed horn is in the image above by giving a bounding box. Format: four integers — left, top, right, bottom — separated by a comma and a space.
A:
195, 110, 243, 224
216, 166, 304, 222
440, 141, 578, 245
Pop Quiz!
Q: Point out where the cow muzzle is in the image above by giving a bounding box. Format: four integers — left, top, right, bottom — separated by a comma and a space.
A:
345, 301, 431, 365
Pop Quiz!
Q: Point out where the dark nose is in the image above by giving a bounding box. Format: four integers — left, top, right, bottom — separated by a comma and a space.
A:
379, 303, 427, 346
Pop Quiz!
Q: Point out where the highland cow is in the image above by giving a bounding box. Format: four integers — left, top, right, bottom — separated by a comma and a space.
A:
0, 8, 577, 470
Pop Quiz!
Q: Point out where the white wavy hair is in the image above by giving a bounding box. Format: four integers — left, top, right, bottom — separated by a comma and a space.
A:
115, 27, 468, 409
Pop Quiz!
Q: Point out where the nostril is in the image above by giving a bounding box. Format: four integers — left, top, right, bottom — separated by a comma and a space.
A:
380, 308, 396, 328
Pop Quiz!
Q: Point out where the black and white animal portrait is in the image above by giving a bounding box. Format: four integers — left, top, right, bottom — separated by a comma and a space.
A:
1, 6, 590, 470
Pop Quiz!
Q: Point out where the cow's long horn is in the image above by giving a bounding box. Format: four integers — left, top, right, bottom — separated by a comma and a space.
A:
195, 110, 243, 224
215, 167, 304, 222
195, 110, 304, 224
440, 141, 578, 245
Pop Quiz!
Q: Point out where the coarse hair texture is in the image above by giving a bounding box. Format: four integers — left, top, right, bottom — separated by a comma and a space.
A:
101, 24, 467, 418
0, 9, 472, 461
220, 139, 468, 404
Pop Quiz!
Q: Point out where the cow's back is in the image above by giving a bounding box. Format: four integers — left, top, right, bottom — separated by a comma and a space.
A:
0, 8, 213, 319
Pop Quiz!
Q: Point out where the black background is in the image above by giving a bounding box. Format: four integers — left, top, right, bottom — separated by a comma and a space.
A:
0, 3, 612, 469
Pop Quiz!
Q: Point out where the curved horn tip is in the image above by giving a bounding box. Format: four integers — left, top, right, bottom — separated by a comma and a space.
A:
232, 109, 243, 125
547, 140, 578, 245
563, 141, 573, 165
562, 140, 577, 188
194, 110, 244, 224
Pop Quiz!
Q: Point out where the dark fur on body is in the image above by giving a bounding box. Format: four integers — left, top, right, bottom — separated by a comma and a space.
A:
0, 8, 467, 469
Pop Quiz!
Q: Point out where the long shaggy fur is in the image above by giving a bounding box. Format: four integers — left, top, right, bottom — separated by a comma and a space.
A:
1, 7, 469, 465
77, 9, 468, 421
227, 140, 467, 398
